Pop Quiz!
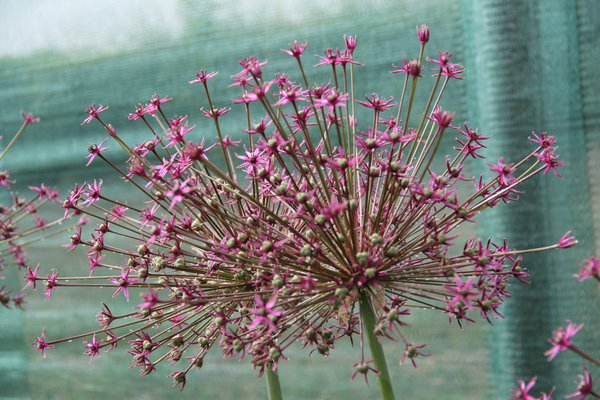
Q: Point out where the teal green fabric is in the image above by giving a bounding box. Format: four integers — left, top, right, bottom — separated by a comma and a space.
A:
462, 0, 600, 397
1, 1, 598, 398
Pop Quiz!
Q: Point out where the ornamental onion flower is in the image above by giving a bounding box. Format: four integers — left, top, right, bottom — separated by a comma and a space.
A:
545, 321, 584, 361
0, 113, 82, 309
33, 26, 573, 399
509, 377, 555, 400
516, 256, 600, 400
576, 256, 600, 282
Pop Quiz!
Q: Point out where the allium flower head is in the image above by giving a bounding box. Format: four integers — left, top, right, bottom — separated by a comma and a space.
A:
1, 114, 81, 310
36, 27, 570, 392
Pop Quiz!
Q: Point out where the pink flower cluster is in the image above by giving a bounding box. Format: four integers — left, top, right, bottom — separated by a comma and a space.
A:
511, 254, 600, 399
1, 113, 82, 309
32, 26, 573, 391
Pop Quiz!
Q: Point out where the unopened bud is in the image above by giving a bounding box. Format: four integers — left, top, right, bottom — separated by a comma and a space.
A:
365, 267, 377, 279
335, 287, 348, 299
272, 274, 284, 288
357, 252, 369, 266
300, 244, 312, 257
417, 25, 430, 44
370, 233, 383, 245
269, 347, 281, 361
172, 334, 184, 347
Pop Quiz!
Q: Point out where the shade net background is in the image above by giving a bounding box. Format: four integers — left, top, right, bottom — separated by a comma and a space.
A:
0, 0, 598, 398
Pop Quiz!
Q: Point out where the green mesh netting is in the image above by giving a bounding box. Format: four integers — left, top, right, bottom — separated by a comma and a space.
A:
463, 0, 600, 397
1, 1, 598, 398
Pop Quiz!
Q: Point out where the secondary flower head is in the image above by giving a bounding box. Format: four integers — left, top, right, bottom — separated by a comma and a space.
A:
1, 114, 81, 310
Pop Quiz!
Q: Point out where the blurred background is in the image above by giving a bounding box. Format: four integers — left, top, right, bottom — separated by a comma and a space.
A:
1, 0, 599, 398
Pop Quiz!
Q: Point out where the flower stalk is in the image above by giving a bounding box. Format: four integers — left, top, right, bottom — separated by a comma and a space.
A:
360, 291, 395, 400
265, 364, 283, 400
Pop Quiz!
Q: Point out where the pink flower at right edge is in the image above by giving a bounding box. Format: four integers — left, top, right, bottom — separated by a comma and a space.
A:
545, 321, 583, 361
509, 377, 555, 400
575, 256, 600, 282
565, 367, 593, 400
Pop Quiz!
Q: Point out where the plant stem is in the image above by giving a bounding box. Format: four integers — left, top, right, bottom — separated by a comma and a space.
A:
265, 363, 283, 400
0, 121, 27, 161
359, 291, 396, 400
569, 345, 600, 368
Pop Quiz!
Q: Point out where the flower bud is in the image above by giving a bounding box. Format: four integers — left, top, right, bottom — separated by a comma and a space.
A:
269, 347, 281, 361
317, 343, 329, 356
357, 252, 369, 266
261, 240, 273, 252
172, 334, 184, 347
335, 287, 348, 299
365, 268, 377, 279
272, 274, 284, 288
296, 192, 308, 203
370, 233, 383, 245
137, 244, 148, 255
300, 244, 312, 257
417, 25, 429, 44
151, 256, 166, 271
233, 339, 244, 353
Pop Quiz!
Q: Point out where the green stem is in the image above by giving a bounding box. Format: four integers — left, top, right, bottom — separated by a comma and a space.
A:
569, 345, 600, 368
0, 121, 27, 161
359, 291, 396, 400
265, 364, 283, 400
